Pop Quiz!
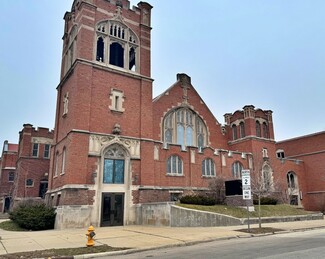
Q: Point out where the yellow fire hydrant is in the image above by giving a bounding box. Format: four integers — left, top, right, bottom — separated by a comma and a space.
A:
86, 225, 96, 247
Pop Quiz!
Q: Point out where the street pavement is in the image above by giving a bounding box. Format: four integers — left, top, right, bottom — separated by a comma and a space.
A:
0, 218, 324, 258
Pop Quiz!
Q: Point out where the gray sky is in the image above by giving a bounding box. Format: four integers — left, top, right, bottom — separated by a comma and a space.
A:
1, 0, 324, 147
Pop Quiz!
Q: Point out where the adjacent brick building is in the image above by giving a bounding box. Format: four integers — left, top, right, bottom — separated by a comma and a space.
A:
0, 124, 54, 213
276, 132, 325, 211
12, 124, 54, 203
0, 141, 18, 212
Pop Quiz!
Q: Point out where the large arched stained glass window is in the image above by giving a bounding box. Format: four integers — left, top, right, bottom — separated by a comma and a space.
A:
163, 108, 208, 149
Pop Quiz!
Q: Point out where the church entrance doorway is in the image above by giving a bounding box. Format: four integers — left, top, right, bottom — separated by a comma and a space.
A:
101, 193, 124, 226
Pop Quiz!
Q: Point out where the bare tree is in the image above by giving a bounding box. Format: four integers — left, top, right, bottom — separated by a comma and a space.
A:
250, 151, 283, 229
208, 176, 226, 204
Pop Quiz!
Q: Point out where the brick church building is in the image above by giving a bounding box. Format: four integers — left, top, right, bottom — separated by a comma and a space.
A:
41, 0, 325, 229
1, 0, 323, 227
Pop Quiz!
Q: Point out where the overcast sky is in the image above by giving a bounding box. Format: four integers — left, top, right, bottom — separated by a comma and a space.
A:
1, 0, 324, 148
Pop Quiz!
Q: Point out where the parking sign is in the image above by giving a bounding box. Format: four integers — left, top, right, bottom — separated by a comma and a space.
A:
241, 170, 251, 200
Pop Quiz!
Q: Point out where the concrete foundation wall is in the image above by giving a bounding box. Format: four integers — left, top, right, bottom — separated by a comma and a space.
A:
136, 202, 172, 226
242, 213, 324, 225
136, 203, 323, 227
136, 203, 244, 227
55, 205, 93, 229
171, 205, 243, 227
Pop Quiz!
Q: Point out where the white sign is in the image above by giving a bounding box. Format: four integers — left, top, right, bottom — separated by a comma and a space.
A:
241, 170, 251, 186
241, 170, 251, 200
243, 190, 252, 200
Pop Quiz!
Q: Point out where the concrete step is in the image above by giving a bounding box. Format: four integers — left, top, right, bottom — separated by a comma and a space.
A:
0, 213, 9, 219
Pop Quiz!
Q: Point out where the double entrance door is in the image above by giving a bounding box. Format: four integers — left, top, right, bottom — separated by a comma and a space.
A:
101, 193, 124, 227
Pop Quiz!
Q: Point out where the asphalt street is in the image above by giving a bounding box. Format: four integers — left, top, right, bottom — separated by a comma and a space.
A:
109, 228, 325, 259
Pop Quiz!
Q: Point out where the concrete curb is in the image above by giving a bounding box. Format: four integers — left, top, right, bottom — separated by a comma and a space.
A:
73, 225, 325, 258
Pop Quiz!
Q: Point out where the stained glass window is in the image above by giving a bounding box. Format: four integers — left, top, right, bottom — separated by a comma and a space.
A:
167, 155, 183, 175
202, 158, 215, 177
103, 159, 124, 184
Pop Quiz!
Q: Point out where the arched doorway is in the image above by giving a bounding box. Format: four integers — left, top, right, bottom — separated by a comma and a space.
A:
4, 197, 11, 213
287, 171, 299, 205
100, 144, 130, 227
39, 180, 48, 199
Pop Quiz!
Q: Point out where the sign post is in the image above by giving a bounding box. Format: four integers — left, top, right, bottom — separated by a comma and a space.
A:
241, 170, 251, 232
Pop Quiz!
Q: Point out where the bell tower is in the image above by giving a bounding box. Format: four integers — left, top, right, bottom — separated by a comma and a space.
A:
47, 0, 153, 229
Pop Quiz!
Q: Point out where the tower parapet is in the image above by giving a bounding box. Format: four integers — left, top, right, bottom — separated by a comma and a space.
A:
224, 105, 274, 141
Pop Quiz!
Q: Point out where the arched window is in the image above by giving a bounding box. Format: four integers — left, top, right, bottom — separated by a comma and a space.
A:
109, 42, 124, 68
196, 119, 206, 149
287, 171, 299, 205
287, 172, 297, 189
239, 122, 245, 138
96, 37, 104, 62
129, 47, 136, 70
262, 122, 269, 138
64, 25, 77, 74
61, 148, 66, 175
103, 145, 125, 184
163, 108, 207, 149
256, 121, 261, 137
232, 161, 243, 178
96, 20, 139, 72
54, 151, 59, 177
202, 158, 215, 177
167, 155, 183, 176
232, 125, 237, 140
164, 113, 173, 143
262, 164, 273, 190
39, 180, 48, 199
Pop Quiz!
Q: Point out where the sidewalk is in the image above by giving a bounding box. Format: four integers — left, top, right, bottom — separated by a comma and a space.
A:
0, 218, 324, 257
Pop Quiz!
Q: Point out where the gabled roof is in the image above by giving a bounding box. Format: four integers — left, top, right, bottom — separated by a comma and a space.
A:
153, 73, 221, 125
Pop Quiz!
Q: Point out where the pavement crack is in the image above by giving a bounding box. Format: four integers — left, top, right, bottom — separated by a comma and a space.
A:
123, 229, 186, 243
0, 239, 8, 254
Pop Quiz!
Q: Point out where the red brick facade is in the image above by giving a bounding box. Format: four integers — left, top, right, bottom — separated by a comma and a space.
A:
0, 141, 18, 212
276, 133, 325, 211
12, 124, 54, 204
